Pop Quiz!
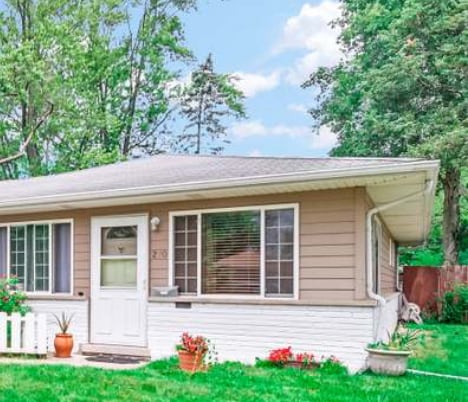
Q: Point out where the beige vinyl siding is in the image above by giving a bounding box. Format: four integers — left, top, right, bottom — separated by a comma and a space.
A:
0, 187, 371, 303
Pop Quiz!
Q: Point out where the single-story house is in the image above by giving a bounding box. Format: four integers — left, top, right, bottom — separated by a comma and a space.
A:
0, 155, 439, 371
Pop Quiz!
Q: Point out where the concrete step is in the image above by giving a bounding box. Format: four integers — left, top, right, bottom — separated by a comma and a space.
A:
80, 344, 151, 360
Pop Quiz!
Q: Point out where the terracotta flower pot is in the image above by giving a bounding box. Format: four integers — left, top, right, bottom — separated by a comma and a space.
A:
178, 350, 206, 372
54, 333, 74, 358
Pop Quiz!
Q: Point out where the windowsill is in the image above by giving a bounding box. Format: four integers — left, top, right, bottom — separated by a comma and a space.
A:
26, 294, 87, 301
148, 296, 378, 307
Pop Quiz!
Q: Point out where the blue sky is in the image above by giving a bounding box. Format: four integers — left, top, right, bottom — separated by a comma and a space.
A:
181, 0, 341, 157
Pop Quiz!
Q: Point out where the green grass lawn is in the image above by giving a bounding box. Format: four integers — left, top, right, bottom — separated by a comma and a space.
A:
0, 324, 466, 402
409, 323, 468, 377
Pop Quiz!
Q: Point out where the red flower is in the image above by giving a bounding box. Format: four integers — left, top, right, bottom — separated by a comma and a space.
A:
178, 332, 209, 354
268, 347, 293, 365
296, 352, 314, 364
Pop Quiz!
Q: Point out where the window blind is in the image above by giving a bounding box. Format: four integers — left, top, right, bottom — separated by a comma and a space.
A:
202, 211, 261, 295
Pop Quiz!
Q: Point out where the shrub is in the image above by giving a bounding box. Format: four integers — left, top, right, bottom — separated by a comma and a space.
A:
318, 356, 348, 375
367, 326, 424, 351
0, 277, 30, 315
439, 285, 468, 324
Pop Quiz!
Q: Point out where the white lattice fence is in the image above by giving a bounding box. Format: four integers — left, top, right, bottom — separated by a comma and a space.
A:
0, 312, 47, 355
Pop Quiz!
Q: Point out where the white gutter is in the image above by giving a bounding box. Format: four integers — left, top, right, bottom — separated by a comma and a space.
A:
366, 179, 434, 305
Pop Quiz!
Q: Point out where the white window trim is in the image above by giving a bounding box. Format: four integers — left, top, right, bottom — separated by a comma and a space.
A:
168, 203, 300, 300
0, 218, 74, 296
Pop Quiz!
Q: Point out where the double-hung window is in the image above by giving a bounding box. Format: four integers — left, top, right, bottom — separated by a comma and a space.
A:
171, 204, 298, 298
0, 221, 72, 294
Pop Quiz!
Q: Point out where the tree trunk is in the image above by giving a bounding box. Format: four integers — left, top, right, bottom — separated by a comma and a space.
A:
442, 167, 460, 266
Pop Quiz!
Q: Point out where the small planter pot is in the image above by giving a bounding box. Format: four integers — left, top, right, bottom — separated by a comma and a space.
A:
284, 361, 320, 370
54, 333, 74, 358
178, 350, 206, 372
366, 348, 411, 376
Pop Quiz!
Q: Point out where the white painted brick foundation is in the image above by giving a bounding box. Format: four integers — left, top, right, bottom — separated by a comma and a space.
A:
24, 297, 400, 373
147, 302, 375, 372
28, 300, 88, 353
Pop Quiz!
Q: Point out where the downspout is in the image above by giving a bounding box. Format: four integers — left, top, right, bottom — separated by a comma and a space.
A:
366, 179, 434, 305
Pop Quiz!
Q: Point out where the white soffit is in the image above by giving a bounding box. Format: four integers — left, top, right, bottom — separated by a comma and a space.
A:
366, 171, 434, 244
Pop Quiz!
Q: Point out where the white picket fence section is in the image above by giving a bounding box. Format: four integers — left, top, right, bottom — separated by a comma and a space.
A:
0, 312, 47, 355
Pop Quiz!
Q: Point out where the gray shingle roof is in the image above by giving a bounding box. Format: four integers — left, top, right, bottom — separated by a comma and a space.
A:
0, 154, 427, 203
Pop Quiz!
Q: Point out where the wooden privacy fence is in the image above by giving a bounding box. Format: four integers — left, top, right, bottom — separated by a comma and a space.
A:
403, 265, 468, 312
439, 265, 468, 294
0, 312, 47, 355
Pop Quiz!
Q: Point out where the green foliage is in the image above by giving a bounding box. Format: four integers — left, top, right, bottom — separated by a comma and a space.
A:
0, 278, 30, 315
0, 0, 219, 179
178, 54, 246, 154
400, 170, 468, 266
439, 285, 468, 324
303, 0, 467, 264
368, 326, 423, 351
317, 357, 348, 375
53, 312, 74, 334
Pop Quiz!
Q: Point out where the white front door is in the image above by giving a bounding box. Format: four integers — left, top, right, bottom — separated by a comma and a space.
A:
90, 215, 148, 346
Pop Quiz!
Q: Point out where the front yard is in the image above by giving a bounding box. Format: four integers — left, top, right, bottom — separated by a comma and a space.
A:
0, 324, 466, 402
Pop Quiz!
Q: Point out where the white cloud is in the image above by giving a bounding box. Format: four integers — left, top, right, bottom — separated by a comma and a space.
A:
231, 121, 336, 151
231, 120, 268, 138
287, 103, 308, 114
274, 1, 342, 85
231, 120, 309, 139
233, 71, 281, 97
270, 124, 310, 138
310, 125, 337, 150
249, 149, 263, 157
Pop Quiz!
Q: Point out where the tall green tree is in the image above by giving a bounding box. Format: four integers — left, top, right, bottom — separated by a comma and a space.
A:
178, 54, 246, 154
0, 0, 196, 177
303, 0, 467, 265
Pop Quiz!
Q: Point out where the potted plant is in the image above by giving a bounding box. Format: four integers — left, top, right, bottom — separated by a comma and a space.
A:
176, 332, 214, 373
366, 326, 422, 376
53, 313, 74, 358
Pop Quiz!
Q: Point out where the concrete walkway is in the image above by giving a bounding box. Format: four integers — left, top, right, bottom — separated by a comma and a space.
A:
0, 353, 147, 370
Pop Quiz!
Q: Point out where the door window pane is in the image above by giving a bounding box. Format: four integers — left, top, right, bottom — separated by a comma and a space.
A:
101, 259, 137, 287
102, 226, 137, 256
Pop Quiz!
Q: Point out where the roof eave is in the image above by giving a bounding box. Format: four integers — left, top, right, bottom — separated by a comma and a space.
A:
0, 160, 440, 213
